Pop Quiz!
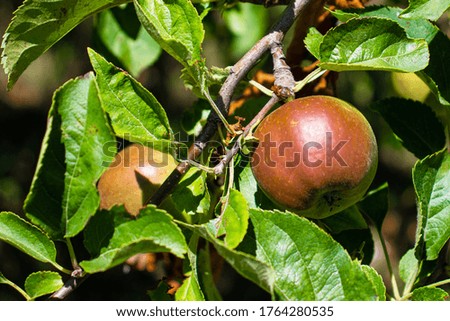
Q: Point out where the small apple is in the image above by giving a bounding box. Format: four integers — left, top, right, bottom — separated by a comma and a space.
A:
251, 95, 378, 219
97, 143, 178, 216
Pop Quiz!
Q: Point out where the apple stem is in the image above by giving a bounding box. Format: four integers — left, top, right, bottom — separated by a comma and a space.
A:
213, 95, 280, 175
293, 67, 327, 92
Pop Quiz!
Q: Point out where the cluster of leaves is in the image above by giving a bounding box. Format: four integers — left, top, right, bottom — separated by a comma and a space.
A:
0, 0, 449, 301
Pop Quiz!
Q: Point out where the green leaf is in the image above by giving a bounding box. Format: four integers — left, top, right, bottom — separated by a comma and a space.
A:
329, 6, 449, 105
175, 275, 204, 301
80, 206, 187, 273
411, 287, 449, 301
217, 189, 249, 249
357, 183, 389, 231
170, 167, 211, 222
134, 0, 208, 93
399, 249, 419, 285
24, 271, 63, 300
83, 207, 119, 258
57, 73, 116, 237
134, 0, 204, 66
371, 99, 445, 159
1, 0, 129, 89
331, 6, 439, 43
182, 221, 276, 296
148, 281, 174, 300
401, 0, 450, 21
413, 149, 450, 260
23, 106, 65, 239
362, 265, 386, 301
197, 246, 222, 300
175, 235, 205, 301
0, 271, 8, 284
318, 18, 429, 72
304, 27, 323, 60
0, 212, 57, 265
88, 48, 173, 144
94, 5, 162, 77
250, 209, 382, 300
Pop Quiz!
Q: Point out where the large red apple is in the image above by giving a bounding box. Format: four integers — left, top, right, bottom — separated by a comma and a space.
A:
251, 95, 378, 219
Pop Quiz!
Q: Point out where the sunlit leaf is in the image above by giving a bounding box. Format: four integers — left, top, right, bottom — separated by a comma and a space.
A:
134, 0, 204, 65
1, 0, 128, 89
250, 209, 382, 300
401, 0, 450, 21
24, 271, 63, 300
413, 149, 450, 260
411, 287, 448, 301
216, 189, 249, 249
89, 49, 173, 144
80, 206, 187, 273
0, 212, 57, 265
134, 0, 208, 93
57, 73, 116, 237
331, 6, 438, 43
318, 18, 429, 72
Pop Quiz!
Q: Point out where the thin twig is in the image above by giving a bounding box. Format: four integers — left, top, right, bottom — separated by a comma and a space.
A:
48, 269, 88, 300
149, 0, 315, 206
213, 95, 280, 175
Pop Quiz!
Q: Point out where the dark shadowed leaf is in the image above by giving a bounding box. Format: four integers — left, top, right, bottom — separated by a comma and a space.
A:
23, 106, 65, 239
371, 99, 445, 159
357, 183, 389, 231
418, 31, 450, 106
331, 6, 438, 43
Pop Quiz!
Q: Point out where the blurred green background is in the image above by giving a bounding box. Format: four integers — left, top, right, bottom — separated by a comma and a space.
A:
0, 0, 448, 300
